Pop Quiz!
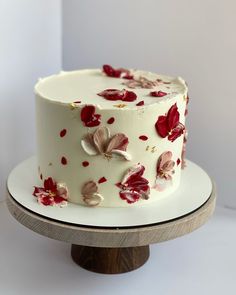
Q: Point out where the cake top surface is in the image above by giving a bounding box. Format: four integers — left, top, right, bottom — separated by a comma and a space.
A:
35, 66, 187, 110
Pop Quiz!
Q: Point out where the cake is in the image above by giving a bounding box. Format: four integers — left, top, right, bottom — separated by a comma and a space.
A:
33, 65, 189, 207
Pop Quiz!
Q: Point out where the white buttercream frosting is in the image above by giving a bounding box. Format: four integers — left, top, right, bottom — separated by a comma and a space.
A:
35, 68, 188, 207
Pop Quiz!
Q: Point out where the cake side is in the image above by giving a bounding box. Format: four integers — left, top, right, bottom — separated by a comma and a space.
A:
34, 66, 188, 207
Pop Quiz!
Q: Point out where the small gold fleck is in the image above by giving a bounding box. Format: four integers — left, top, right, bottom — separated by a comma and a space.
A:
151, 146, 157, 153
48, 162, 53, 166
146, 146, 150, 151
113, 104, 127, 108
70, 102, 78, 110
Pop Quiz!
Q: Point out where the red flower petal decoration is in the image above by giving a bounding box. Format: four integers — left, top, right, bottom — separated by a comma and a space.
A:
97, 89, 137, 102
119, 191, 140, 204
98, 177, 107, 184
155, 115, 168, 138
102, 64, 133, 79
116, 164, 150, 204
60, 129, 67, 137
136, 100, 144, 106
155, 104, 185, 142
150, 91, 167, 97
139, 135, 148, 141
33, 177, 68, 207
80, 105, 101, 127
103, 64, 121, 78
82, 161, 89, 167
107, 117, 115, 124
167, 123, 185, 142
61, 156, 67, 165
177, 158, 181, 166
44, 177, 57, 192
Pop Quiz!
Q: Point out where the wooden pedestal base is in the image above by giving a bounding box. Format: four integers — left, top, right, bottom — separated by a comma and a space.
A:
71, 245, 150, 274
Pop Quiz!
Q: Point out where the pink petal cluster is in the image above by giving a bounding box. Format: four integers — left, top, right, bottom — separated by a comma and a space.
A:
81, 126, 131, 161
155, 103, 185, 142
156, 151, 175, 180
116, 164, 150, 204
33, 177, 68, 206
97, 89, 137, 102
81, 181, 104, 206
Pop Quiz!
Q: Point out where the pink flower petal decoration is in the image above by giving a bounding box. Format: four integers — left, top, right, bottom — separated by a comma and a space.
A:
81, 181, 104, 206
156, 151, 175, 180
93, 126, 110, 154
106, 133, 129, 153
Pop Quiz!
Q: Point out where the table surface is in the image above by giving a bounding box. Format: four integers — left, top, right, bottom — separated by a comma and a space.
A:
0, 199, 235, 295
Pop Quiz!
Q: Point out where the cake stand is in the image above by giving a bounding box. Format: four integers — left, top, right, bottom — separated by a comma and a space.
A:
6, 157, 216, 274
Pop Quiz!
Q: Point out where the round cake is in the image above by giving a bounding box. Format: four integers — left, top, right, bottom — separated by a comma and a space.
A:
33, 65, 189, 207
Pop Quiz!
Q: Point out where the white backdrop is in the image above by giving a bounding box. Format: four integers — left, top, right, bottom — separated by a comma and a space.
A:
0, 0, 61, 201
1, 0, 235, 206
62, 0, 236, 207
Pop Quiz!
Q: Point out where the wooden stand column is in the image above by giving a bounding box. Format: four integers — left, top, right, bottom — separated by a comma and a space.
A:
71, 245, 150, 274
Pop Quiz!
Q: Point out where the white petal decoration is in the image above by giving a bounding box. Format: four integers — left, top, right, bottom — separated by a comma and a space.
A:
81, 137, 98, 156
83, 193, 104, 207
111, 149, 132, 161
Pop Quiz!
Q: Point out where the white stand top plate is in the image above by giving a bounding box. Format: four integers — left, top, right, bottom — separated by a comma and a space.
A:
7, 156, 212, 228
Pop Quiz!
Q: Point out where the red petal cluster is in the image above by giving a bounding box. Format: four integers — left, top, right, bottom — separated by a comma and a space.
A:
116, 165, 150, 204
139, 135, 148, 141
155, 103, 185, 142
80, 105, 101, 127
97, 89, 137, 102
102, 64, 133, 79
150, 91, 167, 97
33, 177, 68, 206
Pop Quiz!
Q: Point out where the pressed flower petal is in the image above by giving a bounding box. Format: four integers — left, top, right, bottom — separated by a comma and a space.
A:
155, 115, 169, 138
121, 164, 145, 185
83, 193, 104, 206
81, 134, 98, 155
157, 151, 173, 171
82, 181, 98, 196
93, 126, 110, 154
38, 195, 55, 206
106, 133, 129, 153
97, 89, 125, 101
81, 105, 95, 122
33, 186, 45, 197
167, 103, 180, 130
44, 177, 57, 192
168, 122, 185, 142
150, 91, 167, 97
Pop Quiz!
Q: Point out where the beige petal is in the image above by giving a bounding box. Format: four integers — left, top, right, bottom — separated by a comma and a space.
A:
83, 193, 104, 207
106, 133, 129, 153
81, 134, 98, 155
162, 160, 175, 172
157, 151, 173, 170
81, 181, 98, 195
93, 126, 110, 154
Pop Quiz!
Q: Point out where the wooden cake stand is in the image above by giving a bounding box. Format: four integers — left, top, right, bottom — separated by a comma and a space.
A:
6, 184, 216, 274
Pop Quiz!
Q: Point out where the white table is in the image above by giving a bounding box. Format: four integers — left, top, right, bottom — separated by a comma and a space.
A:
0, 200, 235, 295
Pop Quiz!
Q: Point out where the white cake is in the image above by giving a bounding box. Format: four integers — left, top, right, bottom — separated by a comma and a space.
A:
33, 65, 189, 207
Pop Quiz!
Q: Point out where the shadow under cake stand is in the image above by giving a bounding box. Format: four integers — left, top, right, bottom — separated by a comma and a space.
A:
6, 157, 216, 274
